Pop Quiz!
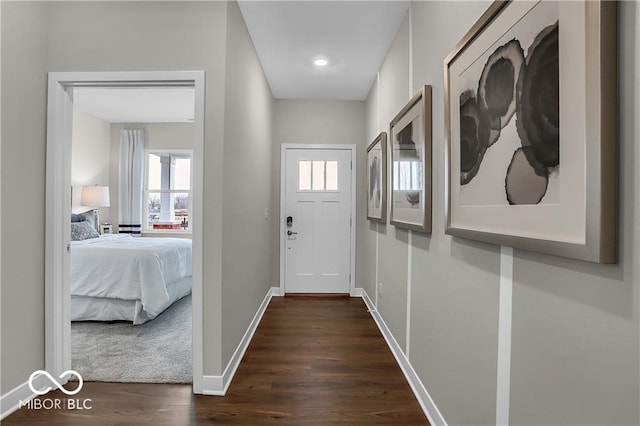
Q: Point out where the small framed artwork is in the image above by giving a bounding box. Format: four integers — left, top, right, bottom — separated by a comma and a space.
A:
389, 85, 432, 233
367, 132, 387, 223
444, 1, 617, 263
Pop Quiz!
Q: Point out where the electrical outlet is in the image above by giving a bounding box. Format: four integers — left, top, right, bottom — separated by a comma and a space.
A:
378, 282, 383, 298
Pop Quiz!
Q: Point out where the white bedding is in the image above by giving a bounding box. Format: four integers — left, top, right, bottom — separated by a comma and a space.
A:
71, 234, 192, 324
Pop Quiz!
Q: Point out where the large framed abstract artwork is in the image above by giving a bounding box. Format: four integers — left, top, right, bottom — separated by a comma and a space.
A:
367, 132, 387, 223
444, 0, 617, 263
390, 85, 432, 233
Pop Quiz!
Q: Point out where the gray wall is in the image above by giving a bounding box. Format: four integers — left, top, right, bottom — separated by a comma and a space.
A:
71, 109, 111, 223
361, 1, 640, 425
509, 3, 639, 423
45, 0, 229, 378
2, 2, 639, 424
374, 13, 412, 352
1, 0, 274, 394
360, 78, 380, 300
410, 2, 500, 424
220, 0, 274, 367
271, 100, 366, 289
1, 1, 48, 395
60, 0, 227, 377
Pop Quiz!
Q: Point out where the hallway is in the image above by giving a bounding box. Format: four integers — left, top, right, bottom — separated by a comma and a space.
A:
4, 296, 427, 425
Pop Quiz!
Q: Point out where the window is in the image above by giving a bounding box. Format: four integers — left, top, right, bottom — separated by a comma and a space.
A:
298, 160, 338, 191
144, 150, 192, 232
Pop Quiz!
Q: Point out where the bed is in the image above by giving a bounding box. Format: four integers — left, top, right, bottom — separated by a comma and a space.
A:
70, 231, 192, 325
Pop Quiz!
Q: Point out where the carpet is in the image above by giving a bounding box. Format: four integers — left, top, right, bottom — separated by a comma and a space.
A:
71, 295, 192, 383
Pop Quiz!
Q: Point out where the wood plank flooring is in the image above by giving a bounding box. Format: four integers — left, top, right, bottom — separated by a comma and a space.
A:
4, 296, 428, 425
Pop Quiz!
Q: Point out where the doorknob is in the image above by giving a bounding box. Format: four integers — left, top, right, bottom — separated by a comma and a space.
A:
287, 230, 298, 236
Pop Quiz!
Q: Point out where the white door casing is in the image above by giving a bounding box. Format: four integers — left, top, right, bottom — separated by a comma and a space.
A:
280, 145, 356, 294
46, 71, 205, 393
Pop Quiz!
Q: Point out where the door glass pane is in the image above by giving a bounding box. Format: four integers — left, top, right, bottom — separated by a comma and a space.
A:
299, 161, 311, 190
312, 161, 325, 191
325, 161, 338, 190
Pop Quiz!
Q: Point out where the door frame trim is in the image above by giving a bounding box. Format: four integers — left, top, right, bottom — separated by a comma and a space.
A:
45, 71, 205, 393
279, 144, 357, 296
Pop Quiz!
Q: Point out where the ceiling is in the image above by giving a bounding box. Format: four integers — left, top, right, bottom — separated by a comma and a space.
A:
72, 2, 409, 121
73, 87, 195, 123
238, 1, 410, 100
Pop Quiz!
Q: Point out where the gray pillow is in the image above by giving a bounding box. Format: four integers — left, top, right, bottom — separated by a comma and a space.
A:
71, 213, 87, 222
71, 221, 100, 241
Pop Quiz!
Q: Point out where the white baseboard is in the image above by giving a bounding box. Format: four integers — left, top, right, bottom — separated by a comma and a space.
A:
200, 375, 224, 396
1, 372, 51, 420
201, 286, 278, 396
350, 287, 363, 297
359, 288, 447, 426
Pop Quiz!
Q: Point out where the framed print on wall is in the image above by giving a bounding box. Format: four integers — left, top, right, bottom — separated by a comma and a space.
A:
390, 85, 432, 233
444, 0, 617, 263
367, 132, 387, 223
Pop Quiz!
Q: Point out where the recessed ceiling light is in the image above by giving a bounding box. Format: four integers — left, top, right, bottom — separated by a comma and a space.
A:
314, 58, 328, 67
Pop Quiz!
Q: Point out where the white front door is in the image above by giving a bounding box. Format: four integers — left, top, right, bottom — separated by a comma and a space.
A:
283, 147, 353, 293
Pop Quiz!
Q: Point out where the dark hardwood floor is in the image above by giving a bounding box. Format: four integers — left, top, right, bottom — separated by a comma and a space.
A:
4, 296, 428, 425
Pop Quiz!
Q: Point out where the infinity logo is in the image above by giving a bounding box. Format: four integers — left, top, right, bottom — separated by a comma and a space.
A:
28, 370, 83, 396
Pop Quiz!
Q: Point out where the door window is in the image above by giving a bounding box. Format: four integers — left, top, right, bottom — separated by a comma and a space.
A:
298, 160, 338, 192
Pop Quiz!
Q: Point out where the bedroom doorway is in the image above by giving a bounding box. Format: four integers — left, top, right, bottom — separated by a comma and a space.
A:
45, 72, 206, 393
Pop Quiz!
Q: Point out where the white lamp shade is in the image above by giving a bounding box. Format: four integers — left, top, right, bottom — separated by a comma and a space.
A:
81, 185, 111, 207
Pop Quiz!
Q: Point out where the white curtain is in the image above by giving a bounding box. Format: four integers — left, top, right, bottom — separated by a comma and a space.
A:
118, 129, 145, 235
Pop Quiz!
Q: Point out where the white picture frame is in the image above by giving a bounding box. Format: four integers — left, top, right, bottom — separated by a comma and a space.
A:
444, 0, 617, 263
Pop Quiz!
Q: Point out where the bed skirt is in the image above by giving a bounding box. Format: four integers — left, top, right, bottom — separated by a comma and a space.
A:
71, 276, 192, 325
